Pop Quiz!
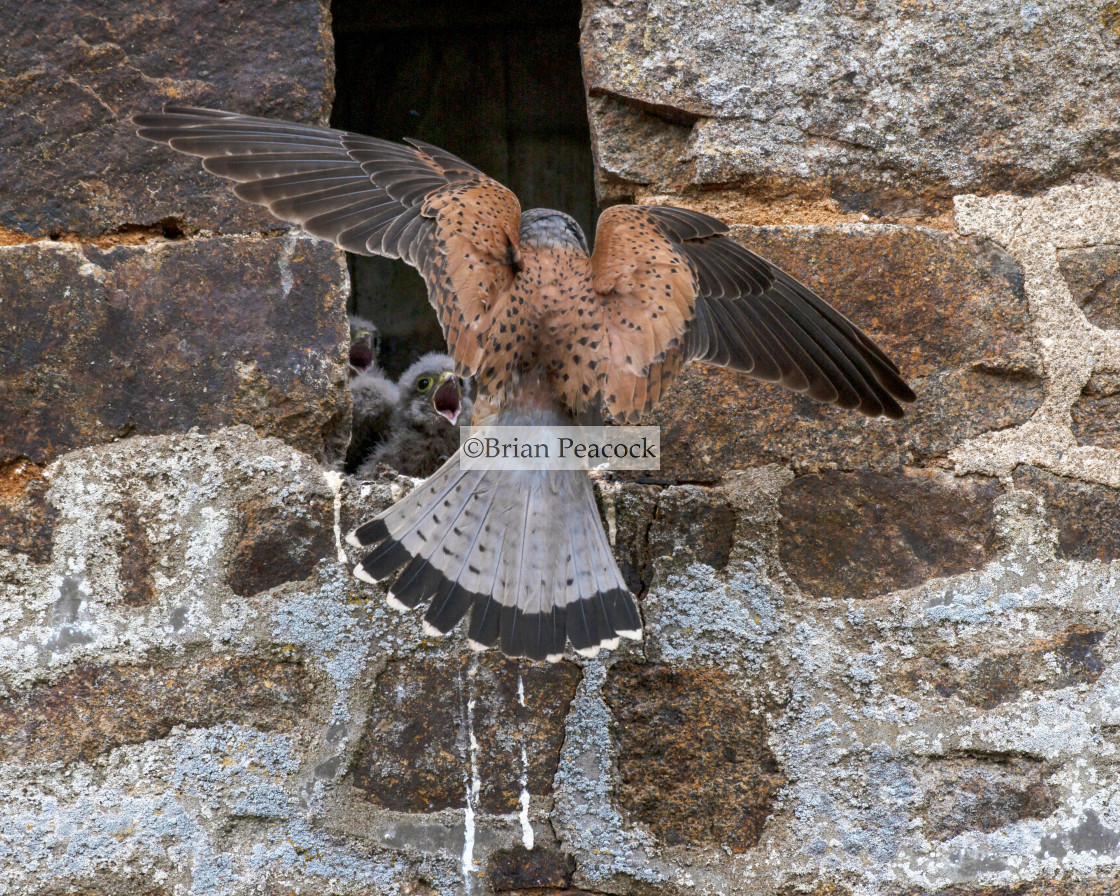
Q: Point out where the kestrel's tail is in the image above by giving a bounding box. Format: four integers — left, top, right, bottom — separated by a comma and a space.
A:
346, 453, 642, 662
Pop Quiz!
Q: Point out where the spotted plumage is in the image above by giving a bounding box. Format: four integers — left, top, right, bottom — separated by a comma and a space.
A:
134, 105, 916, 661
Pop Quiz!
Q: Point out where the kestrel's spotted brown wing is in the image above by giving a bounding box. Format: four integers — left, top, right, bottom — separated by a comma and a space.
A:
132, 105, 521, 375
135, 107, 916, 663
588, 205, 916, 423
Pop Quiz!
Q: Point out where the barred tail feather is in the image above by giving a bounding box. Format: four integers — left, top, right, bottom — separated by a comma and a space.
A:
346, 449, 642, 661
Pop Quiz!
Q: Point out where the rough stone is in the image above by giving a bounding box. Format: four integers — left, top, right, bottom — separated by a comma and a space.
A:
0, 238, 349, 464
112, 498, 155, 606
227, 494, 335, 597
1039, 811, 1120, 863
1013, 467, 1120, 561
0, 460, 56, 563
778, 469, 1001, 600
897, 626, 1108, 710
646, 485, 737, 577
648, 227, 1041, 479
349, 654, 582, 813
777, 887, 852, 896
0, 656, 315, 764
582, 1, 1120, 214
489, 846, 576, 892
34, 888, 170, 896
603, 663, 785, 852
608, 482, 661, 597
491, 891, 602, 896
488, 892, 605, 896
920, 758, 1057, 842
895, 880, 1120, 895
1, 0, 334, 237
606, 483, 735, 597
1071, 372, 1120, 451
585, 94, 694, 201
1059, 245, 1120, 330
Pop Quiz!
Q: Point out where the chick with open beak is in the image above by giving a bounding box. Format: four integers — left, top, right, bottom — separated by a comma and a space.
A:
431, 371, 464, 425
347, 315, 380, 375
357, 352, 474, 479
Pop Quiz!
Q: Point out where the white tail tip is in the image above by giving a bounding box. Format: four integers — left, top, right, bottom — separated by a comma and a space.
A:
385, 593, 410, 613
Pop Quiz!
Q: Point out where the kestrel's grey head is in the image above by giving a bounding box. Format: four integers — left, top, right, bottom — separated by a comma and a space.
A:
519, 208, 589, 254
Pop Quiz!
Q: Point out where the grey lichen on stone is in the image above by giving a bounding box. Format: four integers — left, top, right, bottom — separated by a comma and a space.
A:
551, 660, 671, 886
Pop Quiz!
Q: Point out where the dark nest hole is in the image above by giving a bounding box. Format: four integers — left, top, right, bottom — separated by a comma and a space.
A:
331, 0, 596, 377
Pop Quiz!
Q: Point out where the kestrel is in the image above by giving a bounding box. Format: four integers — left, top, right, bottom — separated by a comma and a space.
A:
134, 105, 915, 661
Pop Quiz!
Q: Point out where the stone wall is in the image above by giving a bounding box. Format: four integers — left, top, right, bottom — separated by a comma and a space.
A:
3, 2, 1120, 895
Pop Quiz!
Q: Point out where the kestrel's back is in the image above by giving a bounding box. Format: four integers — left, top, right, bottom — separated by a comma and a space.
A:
133, 106, 915, 660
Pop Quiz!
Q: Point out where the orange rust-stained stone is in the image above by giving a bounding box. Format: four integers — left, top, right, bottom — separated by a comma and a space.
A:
648, 228, 1040, 480
0, 460, 56, 563
0, 657, 315, 764
603, 663, 784, 852
0, 239, 348, 464
1014, 467, 1120, 562
349, 654, 581, 813
778, 468, 1001, 600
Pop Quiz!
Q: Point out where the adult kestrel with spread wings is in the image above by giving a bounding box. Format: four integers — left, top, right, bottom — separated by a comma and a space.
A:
134, 105, 915, 662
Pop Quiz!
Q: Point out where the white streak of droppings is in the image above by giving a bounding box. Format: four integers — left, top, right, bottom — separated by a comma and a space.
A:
517, 674, 534, 848
461, 792, 476, 895
321, 469, 347, 564
519, 745, 534, 849
460, 657, 481, 894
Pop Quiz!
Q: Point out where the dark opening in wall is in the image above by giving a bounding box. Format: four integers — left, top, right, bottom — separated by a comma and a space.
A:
331, 0, 595, 377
